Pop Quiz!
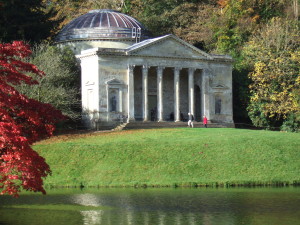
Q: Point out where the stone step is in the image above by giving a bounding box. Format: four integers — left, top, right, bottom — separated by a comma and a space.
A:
95, 121, 123, 131
123, 121, 234, 130
112, 123, 128, 131
93, 121, 234, 131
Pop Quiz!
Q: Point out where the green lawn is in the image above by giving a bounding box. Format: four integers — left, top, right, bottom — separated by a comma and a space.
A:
34, 128, 300, 188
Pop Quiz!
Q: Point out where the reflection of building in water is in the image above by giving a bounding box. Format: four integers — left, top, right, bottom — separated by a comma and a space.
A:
203, 213, 213, 225
71, 192, 235, 224
72, 193, 101, 207
143, 212, 150, 225
158, 212, 166, 225
174, 212, 183, 225
126, 211, 134, 225
81, 210, 103, 225
188, 212, 197, 225
78, 210, 218, 224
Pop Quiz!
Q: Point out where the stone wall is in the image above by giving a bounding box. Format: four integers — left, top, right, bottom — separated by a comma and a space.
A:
209, 63, 233, 123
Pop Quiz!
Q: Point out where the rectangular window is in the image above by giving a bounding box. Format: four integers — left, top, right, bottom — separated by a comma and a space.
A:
132, 27, 136, 38
215, 96, 222, 114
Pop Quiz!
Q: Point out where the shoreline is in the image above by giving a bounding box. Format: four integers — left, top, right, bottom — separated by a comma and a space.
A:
44, 182, 300, 190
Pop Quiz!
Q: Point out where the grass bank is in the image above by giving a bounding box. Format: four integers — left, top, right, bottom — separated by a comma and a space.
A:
34, 128, 300, 188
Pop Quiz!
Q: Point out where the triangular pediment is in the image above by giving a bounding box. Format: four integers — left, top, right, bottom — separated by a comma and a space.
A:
126, 35, 213, 60
212, 84, 229, 89
106, 78, 124, 85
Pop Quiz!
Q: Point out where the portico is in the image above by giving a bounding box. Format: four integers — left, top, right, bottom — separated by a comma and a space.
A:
127, 64, 205, 122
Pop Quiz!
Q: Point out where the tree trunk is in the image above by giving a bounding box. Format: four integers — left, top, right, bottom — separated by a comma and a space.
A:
293, 0, 299, 20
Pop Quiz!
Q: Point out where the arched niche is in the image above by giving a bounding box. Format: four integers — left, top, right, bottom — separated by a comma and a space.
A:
105, 79, 125, 113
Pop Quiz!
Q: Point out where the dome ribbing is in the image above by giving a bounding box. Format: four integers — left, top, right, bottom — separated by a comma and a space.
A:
56, 9, 151, 42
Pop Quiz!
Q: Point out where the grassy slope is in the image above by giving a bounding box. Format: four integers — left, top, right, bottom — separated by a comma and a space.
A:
34, 128, 300, 187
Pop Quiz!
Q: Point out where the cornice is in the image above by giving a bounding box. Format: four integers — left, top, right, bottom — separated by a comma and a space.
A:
76, 47, 233, 64
96, 51, 233, 63
55, 38, 139, 44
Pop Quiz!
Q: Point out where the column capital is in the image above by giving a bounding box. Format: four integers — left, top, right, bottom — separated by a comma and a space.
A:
188, 67, 196, 74
128, 64, 135, 71
173, 67, 182, 73
142, 65, 150, 74
157, 66, 165, 71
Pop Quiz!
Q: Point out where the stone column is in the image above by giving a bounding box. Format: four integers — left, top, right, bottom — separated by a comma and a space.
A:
174, 67, 181, 122
157, 66, 164, 122
119, 89, 123, 113
202, 68, 211, 120
142, 65, 149, 121
127, 65, 135, 122
188, 68, 195, 116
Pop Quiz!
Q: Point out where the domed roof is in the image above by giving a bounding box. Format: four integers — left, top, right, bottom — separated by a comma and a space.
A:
56, 9, 151, 42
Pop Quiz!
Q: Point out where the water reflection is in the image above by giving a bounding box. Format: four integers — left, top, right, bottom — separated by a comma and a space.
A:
81, 210, 104, 225
0, 187, 299, 225
79, 209, 210, 225
73, 193, 102, 207
158, 212, 166, 225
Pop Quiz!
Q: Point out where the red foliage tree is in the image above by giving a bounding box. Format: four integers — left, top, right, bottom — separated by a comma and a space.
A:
0, 41, 64, 197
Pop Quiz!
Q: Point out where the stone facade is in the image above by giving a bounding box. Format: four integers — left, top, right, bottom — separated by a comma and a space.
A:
76, 34, 234, 128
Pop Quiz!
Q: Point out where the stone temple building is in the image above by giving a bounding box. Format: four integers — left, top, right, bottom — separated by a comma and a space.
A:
55, 9, 234, 128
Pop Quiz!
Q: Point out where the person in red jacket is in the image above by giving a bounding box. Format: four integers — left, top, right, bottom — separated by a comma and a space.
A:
203, 115, 208, 128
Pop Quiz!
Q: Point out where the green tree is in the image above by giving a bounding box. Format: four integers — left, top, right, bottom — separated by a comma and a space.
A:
212, 0, 296, 124
43, 0, 126, 30
125, 0, 217, 38
161, 2, 217, 51
0, 0, 60, 43
243, 18, 300, 129
212, 0, 294, 57
17, 44, 81, 121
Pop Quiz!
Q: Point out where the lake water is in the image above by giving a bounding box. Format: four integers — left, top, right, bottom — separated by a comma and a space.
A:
0, 187, 299, 225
